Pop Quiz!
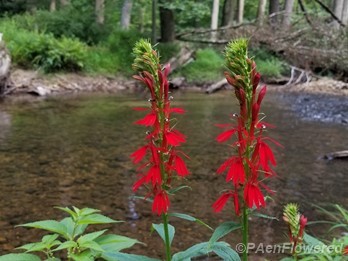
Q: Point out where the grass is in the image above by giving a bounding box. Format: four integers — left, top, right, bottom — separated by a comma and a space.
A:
177, 48, 224, 84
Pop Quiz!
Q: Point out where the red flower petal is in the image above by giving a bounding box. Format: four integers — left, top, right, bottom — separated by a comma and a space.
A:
152, 190, 170, 215
212, 192, 233, 213
173, 155, 189, 177
165, 130, 186, 146
244, 183, 265, 209
226, 158, 245, 186
170, 107, 186, 114
135, 112, 157, 126
216, 129, 237, 143
130, 145, 148, 164
145, 166, 162, 186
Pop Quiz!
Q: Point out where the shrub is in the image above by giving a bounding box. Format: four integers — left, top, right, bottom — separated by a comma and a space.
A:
177, 48, 224, 84
251, 48, 287, 78
107, 29, 147, 74
84, 46, 120, 74
156, 42, 181, 63
0, 19, 87, 73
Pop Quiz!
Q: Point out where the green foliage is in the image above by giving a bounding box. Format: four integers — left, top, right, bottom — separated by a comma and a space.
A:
0, 19, 87, 73
0, 206, 150, 261
84, 46, 120, 74
171, 221, 241, 261
152, 223, 175, 246
156, 42, 181, 63
251, 47, 287, 78
108, 30, 147, 74
177, 48, 224, 84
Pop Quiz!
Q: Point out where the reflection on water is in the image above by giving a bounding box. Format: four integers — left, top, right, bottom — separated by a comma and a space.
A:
0, 91, 347, 259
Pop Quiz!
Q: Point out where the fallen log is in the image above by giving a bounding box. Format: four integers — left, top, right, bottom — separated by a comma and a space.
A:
324, 150, 348, 160
167, 47, 195, 73
206, 78, 228, 94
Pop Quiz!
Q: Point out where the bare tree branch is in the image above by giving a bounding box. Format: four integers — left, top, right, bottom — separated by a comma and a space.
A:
313, 0, 346, 27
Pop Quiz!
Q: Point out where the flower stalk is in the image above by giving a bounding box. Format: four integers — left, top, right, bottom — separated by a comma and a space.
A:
131, 39, 189, 261
213, 39, 280, 261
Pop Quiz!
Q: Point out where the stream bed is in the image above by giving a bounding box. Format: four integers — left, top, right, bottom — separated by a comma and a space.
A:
0, 90, 347, 260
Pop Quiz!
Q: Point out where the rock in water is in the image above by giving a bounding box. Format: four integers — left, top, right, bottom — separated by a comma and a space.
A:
0, 33, 11, 96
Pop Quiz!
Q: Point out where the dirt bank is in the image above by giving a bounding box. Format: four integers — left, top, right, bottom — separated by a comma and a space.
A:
5, 69, 348, 97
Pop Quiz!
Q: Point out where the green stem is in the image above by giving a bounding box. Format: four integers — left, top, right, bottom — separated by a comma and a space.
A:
242, 206, 249, 261
162, 213, 172, 261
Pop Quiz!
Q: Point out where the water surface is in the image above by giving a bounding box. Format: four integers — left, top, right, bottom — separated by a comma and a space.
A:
0, 91, 347, 259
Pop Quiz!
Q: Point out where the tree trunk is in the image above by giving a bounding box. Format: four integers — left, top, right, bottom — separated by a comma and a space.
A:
269, 0, 279, 27
152, 0, 157, 44
139, 5, 145, 32
159, 0, 175, 42
237, 0, 244, 25
211, 0, 220, 40
333, 0, 344, 28
342, 0, 348, 25
50, 0, 56, 12
282, 0, 295, 28
95, 0, 105, 25
221, 0, 235, 26
257, 0, 267, 25
121, 0, 133, 29
60, 0, 69, 7
0, 36, 11, 96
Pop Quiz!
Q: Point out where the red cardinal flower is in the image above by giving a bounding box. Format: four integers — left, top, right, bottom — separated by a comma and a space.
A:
152, 190, 170, 216
244, 182, 265, 209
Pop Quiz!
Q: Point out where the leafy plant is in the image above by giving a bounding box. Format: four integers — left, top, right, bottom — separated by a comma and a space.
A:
0, 206, 153, 261
177, 48, 224, 84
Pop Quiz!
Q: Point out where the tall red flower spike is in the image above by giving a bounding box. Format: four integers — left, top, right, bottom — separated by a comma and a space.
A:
131, 39, 189, 216
213, 39, 280, 216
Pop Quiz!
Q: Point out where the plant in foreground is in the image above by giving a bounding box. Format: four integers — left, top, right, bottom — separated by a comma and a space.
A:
281, 203, 348, 261
0, 206, 154, 261
212, 39, 280, 261
131, 39, 241, 261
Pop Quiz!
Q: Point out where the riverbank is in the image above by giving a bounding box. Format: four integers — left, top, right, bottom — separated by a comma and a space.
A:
6, 69, 348, 98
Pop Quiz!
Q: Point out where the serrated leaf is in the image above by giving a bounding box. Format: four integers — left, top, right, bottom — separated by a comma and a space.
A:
102, 252, 161, 261
209, 221, 241, 243
172, 242, 209, 261
53, 240, 77, 251
152, 223, 175, 246
79, 208, 101, 217
95, 234, 141, 252
60, 217, 87, 238
211, 241, 241, 260
169, 213, 213, 230
0, 253, 41, 261
55, 207, 78, 220
70, 250, 94, 261
19, 221, 68, 238
42, 234, 60, 244
77, 214, 120, 225
79, 240, 104, 252
77, 230, 107, 245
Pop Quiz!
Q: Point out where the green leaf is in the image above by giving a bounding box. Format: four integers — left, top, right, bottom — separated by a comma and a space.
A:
77, 230, 107, 245
79, 208, 101, 217
70, 250, 94, 261
46, 258, 61, 261
303, 233, 326, 247
209, 221, 241, 243
79, 240, 104, 252
152, 223, 175, 246
0, 253, 41, 261
211, 241, 241, 261
55, 207, 78, 220
131, 196, 153, 203
19, 220, 68, 238
60, 217, 87, 238
53, 240, 77, 251
168, 185, 192, 194
102, 252, 160, 261
250, 213, 279, 221
169, 213, 213, 230
172, 242, 209, 261
77, 214, 120, 225
95, 234, 142, 252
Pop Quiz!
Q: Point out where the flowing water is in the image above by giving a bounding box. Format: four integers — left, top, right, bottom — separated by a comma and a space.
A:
0, 91, 347, 260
